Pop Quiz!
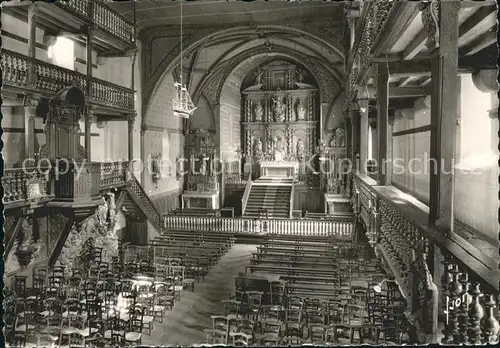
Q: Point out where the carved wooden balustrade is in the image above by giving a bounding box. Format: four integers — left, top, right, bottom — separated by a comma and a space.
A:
224, 173, 249, 185
353, 173, 500, 344
1, 49, 134, 111
2, 167, 54, 209
100, 161, 128, 189
164, 214, 353, 237
56, 0, 134, 45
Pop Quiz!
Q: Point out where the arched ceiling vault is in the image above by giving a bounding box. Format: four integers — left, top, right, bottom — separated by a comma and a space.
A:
192, 45, 342, 107
142, 24, 346, 119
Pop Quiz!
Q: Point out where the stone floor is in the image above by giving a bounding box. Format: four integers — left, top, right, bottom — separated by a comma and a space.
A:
142, 244, 257, 346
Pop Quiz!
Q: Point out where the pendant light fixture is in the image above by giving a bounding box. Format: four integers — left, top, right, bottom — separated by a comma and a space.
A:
172, 0, 197, 118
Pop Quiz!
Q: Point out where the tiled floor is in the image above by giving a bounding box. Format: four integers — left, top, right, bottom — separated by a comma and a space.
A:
142, 244, 257, 346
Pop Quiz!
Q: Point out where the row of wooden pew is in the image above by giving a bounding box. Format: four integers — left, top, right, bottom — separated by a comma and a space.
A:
245, 234, 385, 300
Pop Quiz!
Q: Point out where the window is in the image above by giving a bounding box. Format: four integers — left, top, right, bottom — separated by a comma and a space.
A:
47, 36, 75, 70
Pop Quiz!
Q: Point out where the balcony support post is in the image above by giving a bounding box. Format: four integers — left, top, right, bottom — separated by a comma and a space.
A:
128, 113, 136, 161
86, 3, 94, 101
24, 97, 38, 160
376, 62, 389, 185
426, 1, 460, 231
27, 4, 38, 86
85, 106, 94, 160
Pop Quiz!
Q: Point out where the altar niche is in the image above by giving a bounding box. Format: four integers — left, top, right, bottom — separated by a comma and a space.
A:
240, 60, 320, 180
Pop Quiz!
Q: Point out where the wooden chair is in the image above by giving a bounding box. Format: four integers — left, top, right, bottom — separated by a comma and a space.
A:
125, 317, 143, 345
229, 332, 252, 346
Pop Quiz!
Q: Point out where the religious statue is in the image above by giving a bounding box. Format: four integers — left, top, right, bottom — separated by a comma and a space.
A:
254, 138, 263, 156
330, 136, 336, 148
254, 69, 263, 85
200, 158, 207, 176
335, 128, 345, 147
296, 101, 306, 120
254, 101, 263, 122
272, 97, 285, 122
296, 138, 305, 161
296, 69, 305, 83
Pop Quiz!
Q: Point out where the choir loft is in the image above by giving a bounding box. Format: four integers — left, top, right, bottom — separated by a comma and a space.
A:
1, 0, 498, 346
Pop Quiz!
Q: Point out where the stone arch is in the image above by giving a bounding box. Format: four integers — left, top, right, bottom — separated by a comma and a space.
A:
143, 25, 344, 123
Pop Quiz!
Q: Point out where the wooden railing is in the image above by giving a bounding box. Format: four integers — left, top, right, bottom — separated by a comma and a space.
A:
353, 173, 500, 344
2, 167, 54, 207
1, 49, 134, 111
163, 215, 353, 237
56, 0, 134, 45
241, 176, 253, 215
100, 161, 128, 189
289, 180, 295, 218
127, 175, 162, 232
225, 172, 248, 184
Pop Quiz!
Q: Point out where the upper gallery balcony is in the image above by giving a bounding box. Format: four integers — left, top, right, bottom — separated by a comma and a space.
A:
2, 0, 135, 53
1, 49, 135, 112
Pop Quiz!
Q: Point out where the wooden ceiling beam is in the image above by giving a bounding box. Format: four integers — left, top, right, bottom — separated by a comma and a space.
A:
458, 5, 496, 39
401, 30, 427, 60
364, 83, 430, 99
402, 5, 495, 61
372, 2, 420, 56
389, 85, 430, 98
459, 28, 496, 56
398, 76, 417, 87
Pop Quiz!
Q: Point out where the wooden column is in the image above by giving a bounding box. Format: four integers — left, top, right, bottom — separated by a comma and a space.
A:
351, 106, 361, 171
128, 113, 136, 161
25, 4, 38, 157
376, 62, 389, 185
425, 1, 460, 229
386, 110, 395, 185
24, 98, 38, 160
85, 107, 94, 160
27, 5, 38, 59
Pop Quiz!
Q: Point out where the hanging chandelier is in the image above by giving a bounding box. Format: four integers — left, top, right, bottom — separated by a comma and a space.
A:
172, 0, 197, 118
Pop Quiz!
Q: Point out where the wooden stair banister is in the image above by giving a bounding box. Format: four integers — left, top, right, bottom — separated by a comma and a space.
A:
126, 174, 163, 232
241, 176, 253, 215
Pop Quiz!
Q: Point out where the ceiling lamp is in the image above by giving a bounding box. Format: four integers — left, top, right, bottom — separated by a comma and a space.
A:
172, 0, 197, 118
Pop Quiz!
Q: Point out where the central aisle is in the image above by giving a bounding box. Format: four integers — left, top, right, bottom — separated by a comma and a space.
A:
142, 244, 257, 346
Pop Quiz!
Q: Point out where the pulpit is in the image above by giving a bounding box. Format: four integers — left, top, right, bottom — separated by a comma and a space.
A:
324, 193, 351, 214
182, 191, 220, 210
260, 161, 298, 178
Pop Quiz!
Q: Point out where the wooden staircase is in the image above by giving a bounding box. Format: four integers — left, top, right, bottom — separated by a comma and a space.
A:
244, 184, 292, 219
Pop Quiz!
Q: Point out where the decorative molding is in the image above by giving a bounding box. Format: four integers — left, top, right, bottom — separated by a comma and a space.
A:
419, 1, 440, 52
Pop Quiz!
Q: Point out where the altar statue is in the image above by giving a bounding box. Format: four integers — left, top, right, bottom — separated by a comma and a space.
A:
254, 101, 263, 122
296, 138, 305, 161
272, 97, 285, 122
296, 101, 305, 120
254, 138, 263, 156
335, 128, 345, 147
254, 69, 263, 85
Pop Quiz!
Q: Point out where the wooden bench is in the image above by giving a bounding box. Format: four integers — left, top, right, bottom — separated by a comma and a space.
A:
155, 235, 235, 247
245, 264, 339, 277
265, 233, 353, 242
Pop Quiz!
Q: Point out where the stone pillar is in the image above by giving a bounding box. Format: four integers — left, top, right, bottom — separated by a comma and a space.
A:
128, 113, 136, 161
376, 62, 389, 185
423, 1, 460, 230
85, 107, 94, 160
24, 98, 38, 160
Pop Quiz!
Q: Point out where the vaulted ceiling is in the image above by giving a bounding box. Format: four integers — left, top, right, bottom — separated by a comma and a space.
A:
108, 0, 347, 29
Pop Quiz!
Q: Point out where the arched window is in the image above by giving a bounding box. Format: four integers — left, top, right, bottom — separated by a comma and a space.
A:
47, 36, 75, 70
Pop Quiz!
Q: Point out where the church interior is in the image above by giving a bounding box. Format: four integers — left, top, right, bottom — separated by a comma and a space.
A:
1, 0, 499, 346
